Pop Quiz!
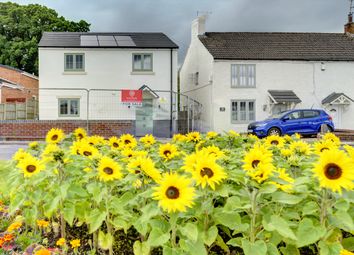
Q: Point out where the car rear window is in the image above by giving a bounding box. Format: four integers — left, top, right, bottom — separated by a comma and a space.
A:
303, 110, 320, 118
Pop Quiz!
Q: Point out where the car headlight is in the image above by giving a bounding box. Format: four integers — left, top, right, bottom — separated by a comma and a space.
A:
254, 123, 267, 128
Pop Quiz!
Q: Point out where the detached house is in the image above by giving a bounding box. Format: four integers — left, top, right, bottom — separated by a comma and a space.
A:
180, 15, 354, 133
38, 32, 178, 137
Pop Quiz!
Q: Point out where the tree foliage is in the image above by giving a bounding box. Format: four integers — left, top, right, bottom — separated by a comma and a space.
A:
0, 2, 90, 75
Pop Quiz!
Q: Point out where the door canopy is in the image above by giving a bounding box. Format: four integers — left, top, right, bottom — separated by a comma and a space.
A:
322, 92, 353, 105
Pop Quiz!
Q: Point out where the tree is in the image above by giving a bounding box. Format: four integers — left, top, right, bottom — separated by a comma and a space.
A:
0, 2, 90, 75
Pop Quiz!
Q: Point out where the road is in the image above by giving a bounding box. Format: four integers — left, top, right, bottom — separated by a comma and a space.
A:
0, 143, 28, 161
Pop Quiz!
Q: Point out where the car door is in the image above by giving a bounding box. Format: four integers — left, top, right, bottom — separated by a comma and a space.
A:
302, 110, 321, 133
281, 110, 304, 134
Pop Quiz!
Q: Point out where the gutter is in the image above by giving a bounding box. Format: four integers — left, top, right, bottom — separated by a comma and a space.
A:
170, 49, 173, 137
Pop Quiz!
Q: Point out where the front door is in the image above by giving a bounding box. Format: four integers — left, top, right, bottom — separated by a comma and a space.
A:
136, 99, 153, 136
329, 106, 342, 129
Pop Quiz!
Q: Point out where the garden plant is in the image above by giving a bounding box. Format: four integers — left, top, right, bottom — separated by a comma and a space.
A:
0, 128, 353, 255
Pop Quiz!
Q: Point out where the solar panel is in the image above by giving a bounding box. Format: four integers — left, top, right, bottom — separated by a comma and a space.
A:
80, 35, 99, 46
114, 35, 136, 47
97, 35, 117, 46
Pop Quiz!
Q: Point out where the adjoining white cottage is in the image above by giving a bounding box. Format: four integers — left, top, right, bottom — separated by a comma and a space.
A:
180, 15, 354, 133
38, 32, 178, 137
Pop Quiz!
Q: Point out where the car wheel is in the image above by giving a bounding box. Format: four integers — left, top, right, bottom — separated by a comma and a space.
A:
267, 127, 281, 136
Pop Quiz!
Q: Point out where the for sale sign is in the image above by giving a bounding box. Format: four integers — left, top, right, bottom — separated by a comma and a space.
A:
121, 90, 143, 106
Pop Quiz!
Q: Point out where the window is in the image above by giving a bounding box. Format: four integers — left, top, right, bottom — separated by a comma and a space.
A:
287, 111, 302, 120
231, 100, 255, 123
303, 110, 320, 118
59, 98, 80, 117
133, 54, 153, 71
231, 64, 256, 87
64, 54, 85, 71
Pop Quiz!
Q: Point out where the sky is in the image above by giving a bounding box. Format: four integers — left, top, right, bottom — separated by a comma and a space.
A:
4, 0, 353, 63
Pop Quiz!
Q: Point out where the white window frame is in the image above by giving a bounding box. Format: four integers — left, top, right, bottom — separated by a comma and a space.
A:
231, 100, 256, 123
58, 98, 80, 117
231, 64, 256, 88
64, 53, 85, 72
132, 53, 153, 71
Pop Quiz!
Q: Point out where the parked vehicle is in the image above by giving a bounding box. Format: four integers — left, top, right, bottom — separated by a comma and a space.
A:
247, 109, 334, 137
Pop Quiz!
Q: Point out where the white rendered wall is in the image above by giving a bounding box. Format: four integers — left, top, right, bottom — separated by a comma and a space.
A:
39, 48, 178, 120
212, 60, 354, 132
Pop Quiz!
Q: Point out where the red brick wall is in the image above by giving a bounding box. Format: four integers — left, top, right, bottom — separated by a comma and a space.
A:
0, 66, 38, 103
0, 120, 135, 140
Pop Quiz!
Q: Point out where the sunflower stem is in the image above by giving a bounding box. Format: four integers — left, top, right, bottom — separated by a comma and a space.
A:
105, 186, 114, 255
320, 189, 328, 228
169, 213, 178, 248
249, 188, 259, 243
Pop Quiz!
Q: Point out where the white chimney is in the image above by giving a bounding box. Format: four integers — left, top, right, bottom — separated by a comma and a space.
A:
191, 15, 207, 40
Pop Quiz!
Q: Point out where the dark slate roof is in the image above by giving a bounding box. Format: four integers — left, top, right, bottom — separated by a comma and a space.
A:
39, 32, 178, 48
322, 92, 354, 104
268, 90, 301, 103
199, 32, 354, 61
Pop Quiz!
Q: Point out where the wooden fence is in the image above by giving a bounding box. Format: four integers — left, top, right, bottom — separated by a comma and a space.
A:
0, 100, 38, 120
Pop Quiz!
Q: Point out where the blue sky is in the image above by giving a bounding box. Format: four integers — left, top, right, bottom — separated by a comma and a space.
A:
4, 0, 352, 62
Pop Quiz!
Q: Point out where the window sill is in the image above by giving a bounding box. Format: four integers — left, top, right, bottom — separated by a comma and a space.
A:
63, 71, 87, 75
131, 71, 155, 75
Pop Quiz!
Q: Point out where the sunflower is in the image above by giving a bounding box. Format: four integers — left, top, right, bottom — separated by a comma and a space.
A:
28, 141, 39, 150
289, 140, 311, 155
84, 135, 106, 146
344, 144, 354, 159
280, 148, 292, 158
182, 152, 200, 173
228, 130, 241, 137
17, 155, 45, 178
277, 168, 294, 184
159, 143, 178, 160
34, 249, 51, 255
313, 149, 354, 193
200, 145, 225, 159
172, 133, 187, 142
41, 144, 60, 159
243, 146, 273, 172
70, 239, 81, 248
97, 156, 123, 182
192, 156, 227, 190
70, 141, 82, 155
340, 249, 354, 255
45, 128, 65, 144
265, 135, 285, 148
120, 134, 137, 148
247, 163, 273, 183
74, 127, 87, 140
139, 134, 156, 147
109, 136, 122, 150
13, 148, 32, 161
313, 139, 337, 155
79, 143, 100, 159
186, 131, 201, 142
206, 131, 218, 139
152, 172, 195, 213
127, 156, 161, 182
323, 132, 340, 146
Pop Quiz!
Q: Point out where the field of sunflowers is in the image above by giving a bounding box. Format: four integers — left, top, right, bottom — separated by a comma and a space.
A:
0, 128, 353, 255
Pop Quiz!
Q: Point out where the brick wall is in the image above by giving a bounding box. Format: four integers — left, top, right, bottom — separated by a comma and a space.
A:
0, 120, 135, 140
0, 65, 39, 103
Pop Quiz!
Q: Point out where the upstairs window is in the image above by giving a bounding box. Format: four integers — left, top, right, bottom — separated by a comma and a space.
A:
231, 64, 256, 87
64, 53, 85, 71
133, 54, 153, 71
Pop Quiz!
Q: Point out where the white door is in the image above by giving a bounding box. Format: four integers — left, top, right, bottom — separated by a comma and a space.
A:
329, 106, 342, 130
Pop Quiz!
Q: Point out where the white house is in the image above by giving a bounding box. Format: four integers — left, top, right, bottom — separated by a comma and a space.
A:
180, 15, 354, 133
38, 32, 178, 136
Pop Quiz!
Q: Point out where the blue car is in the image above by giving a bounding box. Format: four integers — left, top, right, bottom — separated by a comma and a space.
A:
247, 109, 334, 137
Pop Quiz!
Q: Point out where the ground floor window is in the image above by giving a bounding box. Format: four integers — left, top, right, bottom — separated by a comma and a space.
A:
59, 98, 80, 117
231, 100, 255, 123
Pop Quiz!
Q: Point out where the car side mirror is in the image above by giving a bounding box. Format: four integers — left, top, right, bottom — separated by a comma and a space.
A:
282, 116, 290, 121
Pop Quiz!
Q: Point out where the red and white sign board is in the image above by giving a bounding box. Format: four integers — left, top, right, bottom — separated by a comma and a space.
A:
121, 90, 143, 106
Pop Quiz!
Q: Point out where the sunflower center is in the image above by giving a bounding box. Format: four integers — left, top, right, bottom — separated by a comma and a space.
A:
324, 163, 342, 180
165, 186, 180, 199
252, 160, 260, 168
112, 142, 119, 148
163, 150, 171, 157
135, 170, 141, 174
26, 165, 36, 173
103, 167, 114, 175
51, 135, 58, 141
124, 139, 131, 145
200, 167, 214, 178
83, 151, 92, 156
271, 140, 279, 145
78, 134, 84, 139
320, 147, 329, 152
